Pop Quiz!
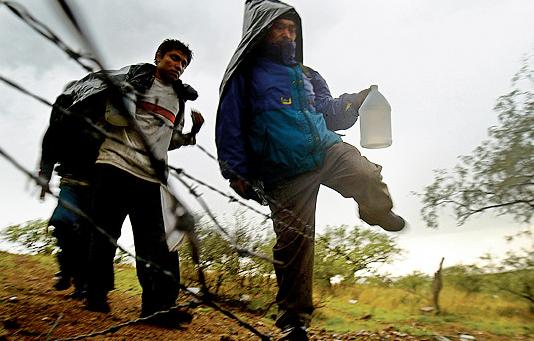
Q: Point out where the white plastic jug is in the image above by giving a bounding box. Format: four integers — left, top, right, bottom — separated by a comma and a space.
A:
359, 85, 392, 149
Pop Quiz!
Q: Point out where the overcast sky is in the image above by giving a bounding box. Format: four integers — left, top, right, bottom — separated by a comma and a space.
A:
0, 0, 532, 276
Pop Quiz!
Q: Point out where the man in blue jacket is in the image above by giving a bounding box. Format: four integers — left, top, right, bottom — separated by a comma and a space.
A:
216, 1, 405, 339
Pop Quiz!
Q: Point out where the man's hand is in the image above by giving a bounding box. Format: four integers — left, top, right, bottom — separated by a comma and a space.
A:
351, 87, 371, 110
230, 178, 250, 199
190, 110, 204, 135
230, 178, 266, 204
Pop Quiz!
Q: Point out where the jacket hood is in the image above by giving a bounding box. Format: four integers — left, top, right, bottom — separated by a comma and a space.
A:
219, 0, 303, 97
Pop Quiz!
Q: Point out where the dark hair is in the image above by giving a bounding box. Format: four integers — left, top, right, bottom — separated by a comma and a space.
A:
154, 39, 193, 65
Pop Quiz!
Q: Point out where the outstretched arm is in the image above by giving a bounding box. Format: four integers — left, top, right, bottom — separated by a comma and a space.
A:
306, 66, 369, 131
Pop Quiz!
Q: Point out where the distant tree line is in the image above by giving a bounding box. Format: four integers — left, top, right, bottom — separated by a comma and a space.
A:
2, 216, 531, 312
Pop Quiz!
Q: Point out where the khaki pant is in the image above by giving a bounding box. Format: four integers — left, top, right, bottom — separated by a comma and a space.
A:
266, 142, 394, 327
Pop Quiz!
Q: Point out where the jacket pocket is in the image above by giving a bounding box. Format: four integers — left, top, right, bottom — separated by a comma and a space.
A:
253, 87, 293, 114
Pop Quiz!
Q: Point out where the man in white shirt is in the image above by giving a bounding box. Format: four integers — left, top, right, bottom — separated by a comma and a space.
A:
85, 39, 203, 328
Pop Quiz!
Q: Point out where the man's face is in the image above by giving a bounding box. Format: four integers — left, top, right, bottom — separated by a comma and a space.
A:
155, 49, 189, 84
265, 18, 297, 45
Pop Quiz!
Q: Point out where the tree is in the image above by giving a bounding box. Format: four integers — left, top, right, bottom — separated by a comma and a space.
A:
480, 228, 534, 311
442, 264, 484, 294
394, 271, 431, 294
1, 219, 56, 255
314, 225, 403, 287
419, 54, 534, 228
1, 218, 133, 264
179, 211, 276, 294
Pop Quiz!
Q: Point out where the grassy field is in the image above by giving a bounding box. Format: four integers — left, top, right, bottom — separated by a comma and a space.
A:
312, 285, 533, 339
1, 251, 532, 340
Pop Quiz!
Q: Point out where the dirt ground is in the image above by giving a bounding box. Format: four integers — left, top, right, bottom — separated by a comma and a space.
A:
0, 253, 522, 340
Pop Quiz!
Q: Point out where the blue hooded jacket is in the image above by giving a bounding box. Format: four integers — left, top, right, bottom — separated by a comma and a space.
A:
216, 0, 362, 186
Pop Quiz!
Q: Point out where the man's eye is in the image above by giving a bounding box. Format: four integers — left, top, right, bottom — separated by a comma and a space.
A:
273, 24, 296, 33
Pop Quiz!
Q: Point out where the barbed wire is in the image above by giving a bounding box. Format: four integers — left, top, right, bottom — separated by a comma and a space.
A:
0, 1, 276, 339
178, 167, 271, 222
179, 157, 387, 276
1, 0, 369, 288
176, 166, 335, 258
45, 312, 63, 341
0, 69, 281, 340
0, 72, 276, 267
0, 144, 271, 340
58, 287, 273, 341
0, 0, 282, 265
56, 302, 191, 341
0, 9, 282, 263
1, 0, 318, 262
0, 98, 280, 339
1, 1, 276, 339
196, 143, 329, 241
0, 75, 144, 156
1, 0, 97, 73
170, 167, 280, 265
2, 0, 375, 259
0, 1, 383, 339
0, 144, 181, 279
195, 144, 393, 276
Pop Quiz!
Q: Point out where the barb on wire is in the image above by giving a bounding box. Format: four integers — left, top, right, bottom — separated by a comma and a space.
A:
0, 145, 175, 279
179, 168, 271, 223
2, 0, 165, 182
195, 144, 315, 238
7, 0, 168, 182
1, 0, 97, 72
0, 74, 152, 159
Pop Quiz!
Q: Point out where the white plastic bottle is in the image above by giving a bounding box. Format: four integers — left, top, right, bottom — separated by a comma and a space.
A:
359, 85, 392, 149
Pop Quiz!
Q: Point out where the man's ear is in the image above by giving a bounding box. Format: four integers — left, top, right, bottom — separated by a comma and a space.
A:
155, 52, 162, 65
